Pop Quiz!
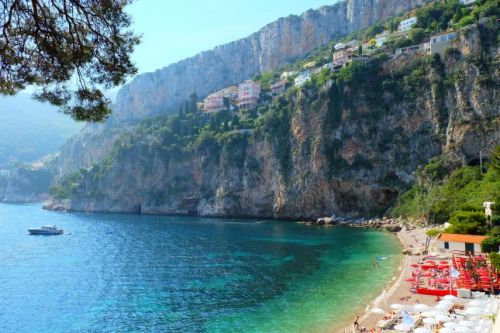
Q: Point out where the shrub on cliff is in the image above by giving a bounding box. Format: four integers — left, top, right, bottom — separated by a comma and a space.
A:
481, 236, 500, 253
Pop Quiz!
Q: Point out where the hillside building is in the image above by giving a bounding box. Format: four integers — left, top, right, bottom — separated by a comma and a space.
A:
294, 70, 311, 87
270, 80, 287, 96
203, 94, 226, 113
429, 31, 457, 56
398, 17, 417, 32
395, 41, 430, 56
376, 31, 390, 47
332, 49, 370, 69
460, 0, 476, 6
238, 80, 261, 110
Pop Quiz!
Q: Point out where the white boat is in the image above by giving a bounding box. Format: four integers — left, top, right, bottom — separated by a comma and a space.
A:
28, 225, 63, 235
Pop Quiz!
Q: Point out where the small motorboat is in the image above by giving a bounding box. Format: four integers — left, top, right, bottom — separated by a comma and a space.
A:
28, 225, 63, 235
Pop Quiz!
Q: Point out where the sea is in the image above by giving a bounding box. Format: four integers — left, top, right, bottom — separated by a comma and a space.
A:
0, 203, 402, 333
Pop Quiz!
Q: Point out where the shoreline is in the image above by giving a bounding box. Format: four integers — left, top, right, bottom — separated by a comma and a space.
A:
337, 226, 433, 332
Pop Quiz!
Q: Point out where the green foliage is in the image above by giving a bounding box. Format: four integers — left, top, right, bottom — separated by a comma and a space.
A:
426, 228, 441, 237
49, 172, 82, 199
1, 0, 139, 121
490, 253, 500, 269
408, 28, 426, 44
423, 157, 448, 182
481, 236, 500, 253
390, 147, 500, 225
445, 211, 487, 235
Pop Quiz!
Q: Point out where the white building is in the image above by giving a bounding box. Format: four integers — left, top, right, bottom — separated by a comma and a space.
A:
430, 31, 458, 56
376, 31, 390, 47
280, 71, 296, 80
437, 233, 488, 254
460, 0, 476, 6
395, 41, 430, 56
398, 17, 417, 32
294, 70, 311, 87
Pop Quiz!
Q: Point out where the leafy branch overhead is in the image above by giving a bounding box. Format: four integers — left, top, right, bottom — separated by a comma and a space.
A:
0, 0, 140, 121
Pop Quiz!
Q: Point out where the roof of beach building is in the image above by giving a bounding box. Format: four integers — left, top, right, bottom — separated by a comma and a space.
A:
438, 233, 488, 244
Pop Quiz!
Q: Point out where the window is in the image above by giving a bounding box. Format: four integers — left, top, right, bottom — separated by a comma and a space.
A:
444, 242, 449, 249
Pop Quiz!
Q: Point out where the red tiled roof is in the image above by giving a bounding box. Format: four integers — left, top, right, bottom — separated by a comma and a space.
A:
438, 233, 488, 244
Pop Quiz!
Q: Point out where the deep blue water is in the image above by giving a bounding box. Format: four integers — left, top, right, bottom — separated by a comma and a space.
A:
0, 204, 401, 332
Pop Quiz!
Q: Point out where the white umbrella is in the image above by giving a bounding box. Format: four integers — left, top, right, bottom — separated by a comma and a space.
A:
414, 328, 432, 333
454, 326, 471, 333
423, 317, 438, 325
435, 314, 452, 322
468, 300, 483, 306
391, 303, 405, 310
422, 310, 442, 317
465, 307, 482, 316
443, 295, 458, 301
414, 303, 430, 311
371, 307, 385, 315
436, 302, 452, 311
439, 328, 454, 333
459, 320, 474, 327
394, 323, 411, 332
444, 322, 458, 328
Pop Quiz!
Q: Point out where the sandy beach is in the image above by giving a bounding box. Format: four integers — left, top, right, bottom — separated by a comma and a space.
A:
338, 226, 437, 333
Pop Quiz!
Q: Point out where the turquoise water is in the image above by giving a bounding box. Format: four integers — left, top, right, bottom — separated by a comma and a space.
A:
0, 204, 401, 333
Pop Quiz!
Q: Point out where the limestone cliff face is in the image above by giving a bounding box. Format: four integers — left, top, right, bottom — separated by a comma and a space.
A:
111, 0, 425, 122
65, 24, 499, 219
57, 0, 425, 176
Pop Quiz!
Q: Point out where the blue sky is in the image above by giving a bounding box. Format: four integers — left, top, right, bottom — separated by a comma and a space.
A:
127, 0, 337, 74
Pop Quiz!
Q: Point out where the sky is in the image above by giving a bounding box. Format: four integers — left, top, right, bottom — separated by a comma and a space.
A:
127, 0, 337, 75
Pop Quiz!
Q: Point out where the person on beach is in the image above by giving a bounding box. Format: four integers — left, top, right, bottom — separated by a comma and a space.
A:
354, 315, 360, 330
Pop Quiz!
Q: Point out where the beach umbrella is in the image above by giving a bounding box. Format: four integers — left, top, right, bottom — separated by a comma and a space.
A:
414, 328, 432, 333
371, 307, 385, 315
405, 277, 416, 282
391, 303, 405, 310
414, 303, 429, 311
439, 328, 454, 333
435, 314, 451, 322
443, 322, 458, 328
436, 303, 452, 311
454, 326, 471, 333
465, 307, 482, 316
440, 261, 449, 264
468, 300, 483, 307
422, 310, 441, 317
394, 324, 411, 332
423, 317, 438, 325
443, 295, 457, 301
459, 320, 474, 327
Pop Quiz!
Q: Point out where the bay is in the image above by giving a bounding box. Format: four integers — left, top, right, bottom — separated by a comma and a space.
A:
0, 203, 401, 332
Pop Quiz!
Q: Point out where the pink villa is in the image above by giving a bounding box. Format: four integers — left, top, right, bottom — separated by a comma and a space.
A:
204, 94, 225, 113
238, 80, 261, 110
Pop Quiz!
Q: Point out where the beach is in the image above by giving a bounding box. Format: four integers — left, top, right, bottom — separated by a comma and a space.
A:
339, 226, 436, 332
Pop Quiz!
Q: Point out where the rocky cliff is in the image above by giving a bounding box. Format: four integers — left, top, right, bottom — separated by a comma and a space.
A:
57, 0, 427, 176
58, 24, 499, 219
111, 0, 426, 122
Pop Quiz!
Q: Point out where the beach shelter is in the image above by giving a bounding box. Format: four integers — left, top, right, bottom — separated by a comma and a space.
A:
437, 233, 488, 254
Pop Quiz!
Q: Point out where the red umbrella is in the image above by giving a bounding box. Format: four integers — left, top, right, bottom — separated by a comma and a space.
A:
410, 264, 419, 268
405, 277, 416, 282
440, 261, 449, 265
426, 261, 436, 265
